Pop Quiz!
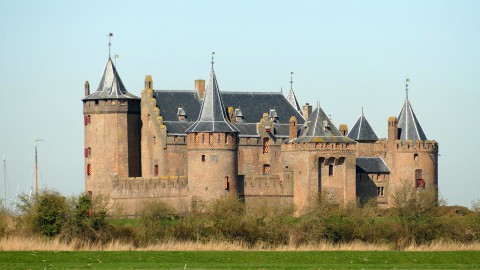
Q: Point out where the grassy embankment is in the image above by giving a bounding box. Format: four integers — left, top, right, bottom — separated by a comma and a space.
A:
1, 251, 479, 269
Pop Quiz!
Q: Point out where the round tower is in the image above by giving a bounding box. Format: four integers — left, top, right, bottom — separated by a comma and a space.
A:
185, 62, 239, 206
83, 57, 141, 197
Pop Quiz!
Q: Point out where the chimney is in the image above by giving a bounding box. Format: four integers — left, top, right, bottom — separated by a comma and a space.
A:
145, 75, 153, 90
289, 116, 298, 141
195, 79, 206, 100
302, 103, 312, 119
388, 116, 399, 150
227, 106, 234, 123
339, 124, 348, 136
84, 81, 90, 96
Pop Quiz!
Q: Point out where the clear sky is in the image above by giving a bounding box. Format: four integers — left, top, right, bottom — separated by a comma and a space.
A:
1, 0, 479, 209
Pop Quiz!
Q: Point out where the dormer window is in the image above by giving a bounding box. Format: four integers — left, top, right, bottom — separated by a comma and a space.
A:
323, 120, 330, 132
235, 108, 244, 123
177, 107, 187, 122
269, 109, 279, 122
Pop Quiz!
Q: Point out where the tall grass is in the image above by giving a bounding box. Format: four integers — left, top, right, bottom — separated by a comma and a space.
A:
2, 236, 480, 251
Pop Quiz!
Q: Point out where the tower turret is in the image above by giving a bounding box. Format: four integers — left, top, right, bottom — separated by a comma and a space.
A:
186, 58, 239, 206
82, 57, 141, 197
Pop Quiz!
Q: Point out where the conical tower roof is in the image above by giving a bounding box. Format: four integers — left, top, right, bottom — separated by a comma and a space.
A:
398, 98, 427, 142
84, 57, 139, 100
293, 105, 354, 143
287, 88, 301, 113
186, 67, 239, 133
347, 110, 378, 141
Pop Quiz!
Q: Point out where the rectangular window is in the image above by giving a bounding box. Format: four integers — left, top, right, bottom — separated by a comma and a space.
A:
84, 148, 89, 158
377, 187, 384, 197
84, 115, 89, 126
263, 164, 271, 175
328, 164, 334, 176
154, 165, 159, 176
415, 169, 425, 188
224, 176, 230, 191
201, 155, 206, 162
263, 138, 270, 153
87, 191, 93, 197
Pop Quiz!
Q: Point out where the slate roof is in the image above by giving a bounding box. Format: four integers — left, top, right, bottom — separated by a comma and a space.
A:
398, 98, 427, 142
152, 89, 305, 137
356, 157, 390, 173
186, 68, 239, 133
347, 111, 379, 141
293, 106, 355, 143
84, 57, 139, 100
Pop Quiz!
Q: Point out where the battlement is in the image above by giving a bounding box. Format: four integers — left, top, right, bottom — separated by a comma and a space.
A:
166, 135, 187, 145
243, 174, 293, 197
83, 99, 140, 114
111, 175, 189, 199
282, 142, 356, 152
187, 132, 238, 150
238, 137, 283, 146
393, 139, 438, 152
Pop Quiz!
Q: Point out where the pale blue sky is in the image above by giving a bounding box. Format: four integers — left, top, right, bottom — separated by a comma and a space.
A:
0, 0, 479, 208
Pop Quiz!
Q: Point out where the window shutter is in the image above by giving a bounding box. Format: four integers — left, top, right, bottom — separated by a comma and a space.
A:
84, 148, 89, 157
84, 115, 88, 126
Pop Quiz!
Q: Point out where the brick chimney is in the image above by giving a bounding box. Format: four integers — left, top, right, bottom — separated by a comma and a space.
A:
388, 116, 399, 150
302, 103, 312, 119
195, 79, 206, 100
339, 124, 348, 136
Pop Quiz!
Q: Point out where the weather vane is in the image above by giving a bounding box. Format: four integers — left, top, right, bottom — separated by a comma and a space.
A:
108, 33, 113, 58
405, 77, 410, 99
211, 51, 215, 68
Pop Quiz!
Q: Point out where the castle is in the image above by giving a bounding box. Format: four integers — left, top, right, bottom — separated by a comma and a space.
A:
82, 56, 438, 215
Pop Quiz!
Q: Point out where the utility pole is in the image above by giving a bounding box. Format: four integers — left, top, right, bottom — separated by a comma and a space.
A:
34, 139, 47, 203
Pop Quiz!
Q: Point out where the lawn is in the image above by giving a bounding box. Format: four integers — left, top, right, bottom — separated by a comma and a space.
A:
0, 251, 479, 269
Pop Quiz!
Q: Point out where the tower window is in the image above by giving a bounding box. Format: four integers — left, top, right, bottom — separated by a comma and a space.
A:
224, 176, 230, 191
154, 165, 159, 176
263, 164, 271, 175
87, 191, 92, 197
328, 164, 334, 176
201, 155, 206, 162
415, 169, 425, 189
87, 164, 92, 176
377, 187, 384, 197
414, 154, 419, 161
263, 138, 270, 153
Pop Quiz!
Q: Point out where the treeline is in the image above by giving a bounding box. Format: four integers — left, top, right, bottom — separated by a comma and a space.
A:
1, 186, 480, 250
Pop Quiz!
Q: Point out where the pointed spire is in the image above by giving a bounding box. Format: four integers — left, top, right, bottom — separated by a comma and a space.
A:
186, 57, 239, 133
83, 57, 139, 100
398, 98, 427, 142
347, 108, 378, 141
293, 105, 354, 143
286, 72, 302, 112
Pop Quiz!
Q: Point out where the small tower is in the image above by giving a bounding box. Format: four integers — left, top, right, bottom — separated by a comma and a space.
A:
386, 80, 438, 204
348, 108, 379, 156
82, 57, 141, 197
186, 57, 240, 206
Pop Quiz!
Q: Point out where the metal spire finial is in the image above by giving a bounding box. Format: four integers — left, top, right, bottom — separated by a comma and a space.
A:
361, 106, 364, 117
290, 72, 294, 90
211, 52, 215, 69
108, 33, 113, 58
405, 76, 410, 100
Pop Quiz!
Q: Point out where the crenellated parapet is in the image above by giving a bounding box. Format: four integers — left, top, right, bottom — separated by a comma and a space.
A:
391, 140, 438, 153
186, 132, 238, 150
111, 175, 189, 199
282, 141, 356, 153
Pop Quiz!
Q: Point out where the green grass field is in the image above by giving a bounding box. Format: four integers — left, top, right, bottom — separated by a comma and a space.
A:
1, 251, 479, 269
